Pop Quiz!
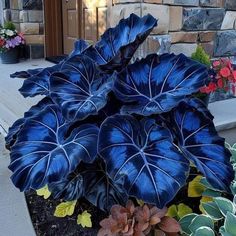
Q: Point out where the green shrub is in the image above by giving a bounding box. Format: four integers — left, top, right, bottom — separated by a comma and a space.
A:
191, 45, 211, 66
3, 21, 16, 31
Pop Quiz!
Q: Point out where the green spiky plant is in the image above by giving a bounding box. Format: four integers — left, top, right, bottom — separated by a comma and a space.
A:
191, 45, 211, 67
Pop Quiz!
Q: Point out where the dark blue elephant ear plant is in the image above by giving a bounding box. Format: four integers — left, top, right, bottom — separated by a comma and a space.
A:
6, 13, 234, 211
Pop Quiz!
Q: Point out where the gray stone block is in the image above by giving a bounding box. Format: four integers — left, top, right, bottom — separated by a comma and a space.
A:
3, 9, 11, 21
19, 10, 28, 22
225, 0, 236, 10
30, 44, 44, 59
28, 10, 43, 22
163, 0, 199, 6
214, 30, 236, 56
10, 9, 19, 22
183, 8, 225, 31
200, 0, 224, 7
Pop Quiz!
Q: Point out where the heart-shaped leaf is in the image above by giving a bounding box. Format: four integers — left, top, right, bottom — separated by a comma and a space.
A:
193, 226, 215, 236
50, 55, 112, 121
5, 97, 54, 149
83, 13, 157, 72
9, 105, 99, 191
189, 215, 214, 233
49, 160, 127, 211
98, 115, 189, 208
170, 99, 234, 191
179, 213, 198, 235
17, 40, 89, 97
114, 53, 208, 116
224, 212, 236, 235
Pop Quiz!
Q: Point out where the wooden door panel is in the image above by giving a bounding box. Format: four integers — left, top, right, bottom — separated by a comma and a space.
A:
82, 0, 108, 43
97, 7, 107, 37
62, 0, 79, 54
62, 0, 108, 54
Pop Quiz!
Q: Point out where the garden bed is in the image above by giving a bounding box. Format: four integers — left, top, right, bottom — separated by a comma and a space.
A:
25, 191, 106, 236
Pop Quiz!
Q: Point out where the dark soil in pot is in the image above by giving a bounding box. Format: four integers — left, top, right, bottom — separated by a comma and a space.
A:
25, 191, 107, 236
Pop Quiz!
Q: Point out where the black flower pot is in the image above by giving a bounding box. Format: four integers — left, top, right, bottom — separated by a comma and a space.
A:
0, 47, 19, 64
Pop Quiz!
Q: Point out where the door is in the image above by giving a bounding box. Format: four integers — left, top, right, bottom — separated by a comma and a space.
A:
81, 0, 108, 43
62, 0, 80, 54
62, 0, 108, 54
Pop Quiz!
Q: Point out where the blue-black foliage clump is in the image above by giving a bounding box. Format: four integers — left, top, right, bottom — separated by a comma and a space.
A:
6, 13, 234, 211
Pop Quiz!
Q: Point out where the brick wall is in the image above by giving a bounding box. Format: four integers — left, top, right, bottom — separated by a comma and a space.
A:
109, 0, 236, 58
2, 0, 44, 59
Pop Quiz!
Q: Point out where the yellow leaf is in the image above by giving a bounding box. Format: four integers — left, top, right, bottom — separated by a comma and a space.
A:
199, 196, 213, 213
177, 203, 193, 219
54, 201, 77, 218
137, 199, 145, 206
188, 175, 205, 197
77, 210, 92, 228
36, 185, 51, 199
167, 205, 178, 218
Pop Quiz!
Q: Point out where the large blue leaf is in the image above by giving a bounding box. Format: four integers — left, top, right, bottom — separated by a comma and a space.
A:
5, 97, 54, 150
114, 53, 208, 116
98, 115, 189, 208
49, 160, 127, 211
16, 40, 89, 97
50, 55, 112, 121
83, 13, 157, 72
9, 105, 99, 191
170, 99, 234, 191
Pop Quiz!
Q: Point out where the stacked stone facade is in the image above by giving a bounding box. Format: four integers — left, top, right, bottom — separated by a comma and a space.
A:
1, 0, 44, 59
110, 0, 236, 58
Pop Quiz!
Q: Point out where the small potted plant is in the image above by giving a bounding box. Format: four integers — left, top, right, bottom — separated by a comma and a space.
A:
0, 21, 25, 64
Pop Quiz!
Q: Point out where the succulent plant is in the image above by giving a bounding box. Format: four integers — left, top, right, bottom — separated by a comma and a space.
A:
98, 201, 180, 236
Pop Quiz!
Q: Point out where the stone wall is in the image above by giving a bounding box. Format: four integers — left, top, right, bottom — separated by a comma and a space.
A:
109, 0, 236, 58
2, 0, 44, 59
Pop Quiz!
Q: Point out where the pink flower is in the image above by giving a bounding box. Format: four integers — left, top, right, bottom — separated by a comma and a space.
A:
213, 60, 220, 67
220, 67, 231, 78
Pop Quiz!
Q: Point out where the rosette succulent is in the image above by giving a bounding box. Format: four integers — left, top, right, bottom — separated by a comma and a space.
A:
6, 14, 234, 213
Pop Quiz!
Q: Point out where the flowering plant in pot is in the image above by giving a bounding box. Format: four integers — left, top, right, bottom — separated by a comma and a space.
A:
0, 21, 25, 64
200, 58, 236, 102
6, 14, 234, 235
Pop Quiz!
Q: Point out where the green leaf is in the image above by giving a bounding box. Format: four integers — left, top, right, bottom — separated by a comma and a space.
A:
77, 210, 92, 228
200, 196, 213, 213
179, 213, 198, 235
178, 203, 193, 219
189, 215, 214, 233
191, 226, 215, 236
188, 175, 205, 198
54, 201, 77, 218
167, 204, 192, 219
202, 189, 221, 198
137, 199, 145, 206
200, 178, 221, 192
167, 205, 178, 218
202, 201, 223, 220
220, 226, 235, 236
224, 212, 236, 236
214, 197, 236, 217
36, 185, 51, 199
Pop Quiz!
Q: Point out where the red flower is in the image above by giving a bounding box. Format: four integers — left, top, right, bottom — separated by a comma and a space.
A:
217, 79, 224, 88
0, 38, 5, 47
208, 82, 217, 92
220, 67, 231, 78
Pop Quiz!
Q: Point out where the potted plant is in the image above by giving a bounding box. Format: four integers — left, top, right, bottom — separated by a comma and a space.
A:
6, 14, 235, 235
0, 21, 25, 64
